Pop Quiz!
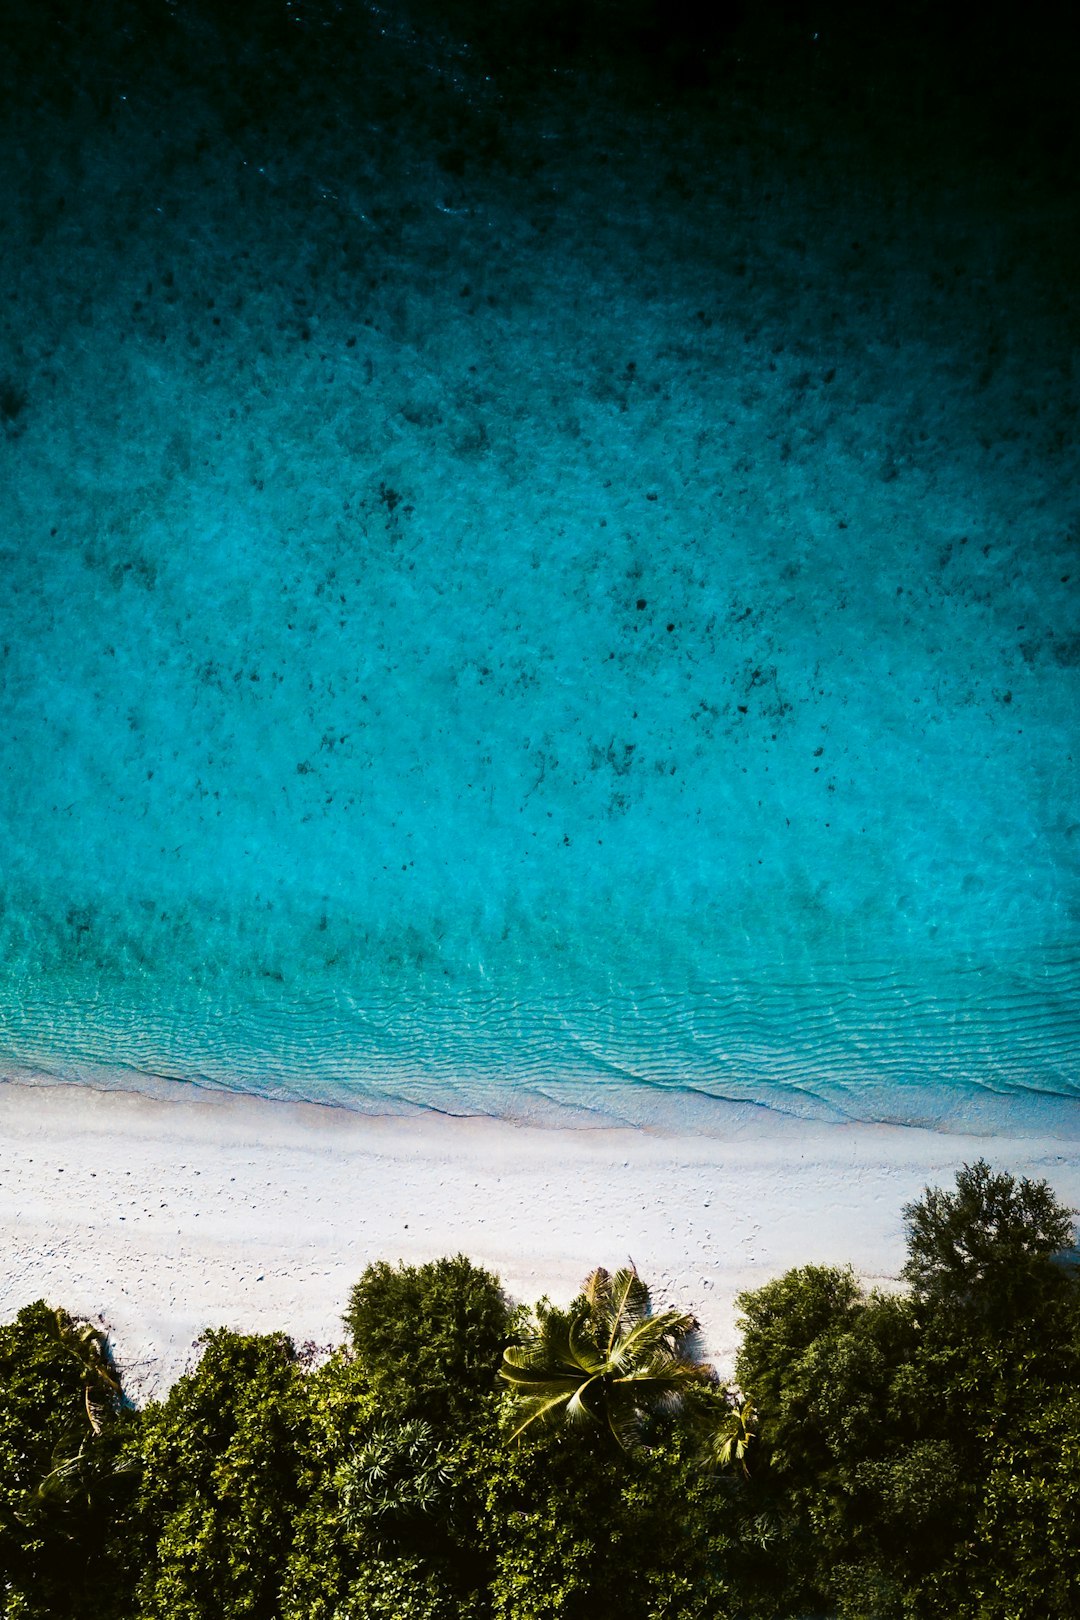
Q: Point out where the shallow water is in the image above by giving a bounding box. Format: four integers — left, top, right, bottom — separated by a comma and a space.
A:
1, 8, 1077, 1131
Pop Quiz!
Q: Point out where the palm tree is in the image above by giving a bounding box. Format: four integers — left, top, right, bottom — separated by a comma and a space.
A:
44, 1310, 121, 1434
708, 1394, 758, 1476
33, 1311, 127, 1512
499, 1266, 715, 1452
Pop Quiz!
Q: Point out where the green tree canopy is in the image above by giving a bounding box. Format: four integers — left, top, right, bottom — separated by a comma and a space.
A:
343, 1254, 512, 1430
734, 1263, 864, 1456
281, 1347, 490, 1619
902, 1158, 1077, 1321
734, 1267, 968, 1615
131, 1328, 309, 1620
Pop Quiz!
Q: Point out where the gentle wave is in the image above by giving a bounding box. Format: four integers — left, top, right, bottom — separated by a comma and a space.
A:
3, 947, 1078, 1136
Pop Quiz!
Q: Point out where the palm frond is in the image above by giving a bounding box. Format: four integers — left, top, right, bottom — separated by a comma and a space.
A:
609, 1265, 651, 1328
614, 1364, 707, 1394
582, 1268, 613, 1338
499, 1354, 582, 1393
609, 1310, 697, 1372
534, 1313, 575, 1365
707, 1398, 759, 1475
606, 1393, 649, 1452
507, 1387, 577, 1441
567, 1312, 606, 1374
586, 1266, 652, 1355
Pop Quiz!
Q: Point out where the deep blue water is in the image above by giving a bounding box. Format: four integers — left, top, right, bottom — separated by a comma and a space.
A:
1, 3, 1078, 1131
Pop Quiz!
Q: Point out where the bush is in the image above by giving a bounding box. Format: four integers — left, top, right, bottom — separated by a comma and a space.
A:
343, 1255, 512, 1429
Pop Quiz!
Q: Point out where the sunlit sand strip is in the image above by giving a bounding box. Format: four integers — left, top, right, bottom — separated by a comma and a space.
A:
2, 1075, 1079, 1404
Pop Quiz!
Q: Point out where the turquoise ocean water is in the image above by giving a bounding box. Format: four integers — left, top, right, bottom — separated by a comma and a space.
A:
1, 11, 1078, 1132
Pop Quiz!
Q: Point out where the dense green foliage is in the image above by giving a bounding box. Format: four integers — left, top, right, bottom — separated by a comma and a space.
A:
0, 1303, 137, 1619
733, 1160, 1080, 1619
343, 1254, 512, 1427
131, 1328, 309, 1618
2, 1162, 1077, 1619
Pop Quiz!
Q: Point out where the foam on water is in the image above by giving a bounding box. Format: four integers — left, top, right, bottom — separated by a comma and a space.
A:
1, 22, 1077, 1133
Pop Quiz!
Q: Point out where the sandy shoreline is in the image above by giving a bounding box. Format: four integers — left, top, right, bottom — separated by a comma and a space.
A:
3, 1078, 1080, 1403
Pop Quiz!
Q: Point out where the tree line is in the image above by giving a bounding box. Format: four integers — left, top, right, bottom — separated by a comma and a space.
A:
1, 1159, 1078, 1618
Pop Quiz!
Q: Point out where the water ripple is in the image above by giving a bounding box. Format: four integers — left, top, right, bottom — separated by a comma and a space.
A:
3, 946, 1079, 1136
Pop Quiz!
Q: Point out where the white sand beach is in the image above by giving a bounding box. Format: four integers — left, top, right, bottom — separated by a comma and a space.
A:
3, 1079, 1079, 1403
